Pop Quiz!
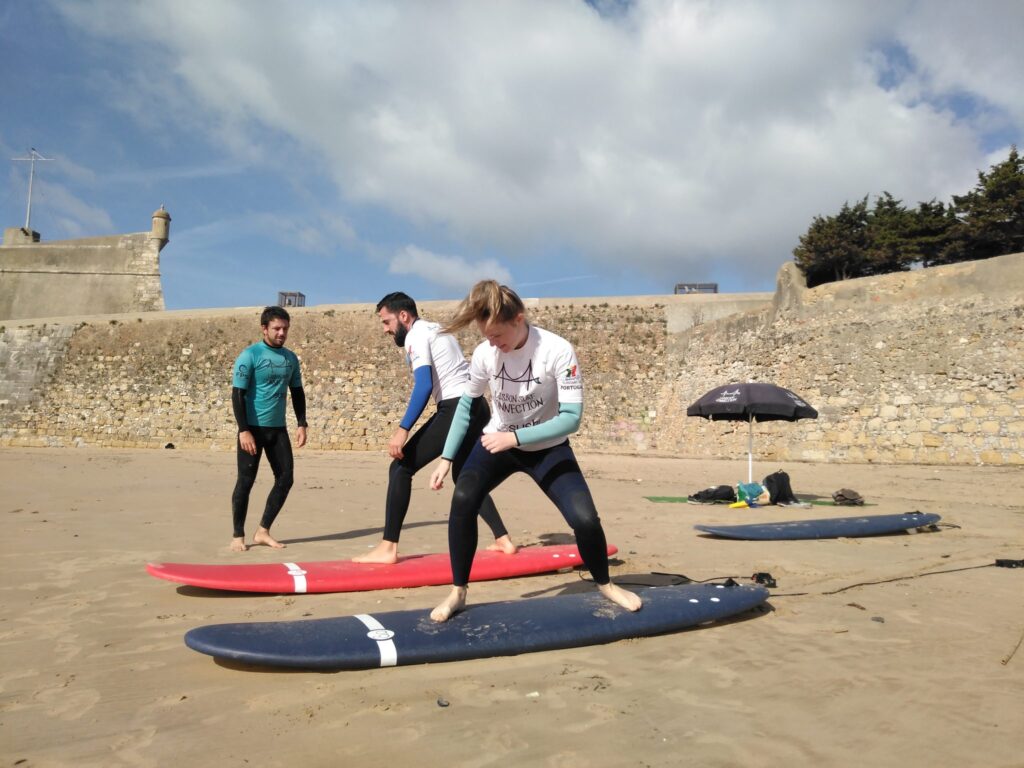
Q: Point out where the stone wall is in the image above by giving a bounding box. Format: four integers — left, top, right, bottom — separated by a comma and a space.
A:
0, 215, 168, 321
657, 253, 1024, 467
0, 253, 1021, 466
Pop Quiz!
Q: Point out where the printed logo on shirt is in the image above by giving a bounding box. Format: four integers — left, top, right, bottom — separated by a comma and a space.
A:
255, 358, 294, 387
492, 361, 546, 418
494, 361, 541, 390
562, 363, 582, 391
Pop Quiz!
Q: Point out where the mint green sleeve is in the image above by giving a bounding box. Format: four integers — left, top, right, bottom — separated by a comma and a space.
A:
515, 402, 583, 446
441, 394, 476, 460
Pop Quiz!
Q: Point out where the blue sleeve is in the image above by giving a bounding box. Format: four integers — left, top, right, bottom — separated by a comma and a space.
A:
399, 365, 434, 430
441, 394, 475, 460
515, 402, 583, 446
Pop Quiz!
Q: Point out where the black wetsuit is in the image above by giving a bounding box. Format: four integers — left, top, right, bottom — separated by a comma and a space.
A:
384, 396, 508, 542
447, 439, 607, 586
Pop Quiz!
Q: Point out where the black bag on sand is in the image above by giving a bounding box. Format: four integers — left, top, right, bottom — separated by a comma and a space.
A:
762, 470, 799, 505
689, 485, 737, 504
832, 488, 865, 506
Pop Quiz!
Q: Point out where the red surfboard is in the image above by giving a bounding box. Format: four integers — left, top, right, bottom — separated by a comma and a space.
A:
146, 544, 617, 594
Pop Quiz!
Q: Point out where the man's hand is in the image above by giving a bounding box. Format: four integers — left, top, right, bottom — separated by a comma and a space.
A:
430, 459, 452, 490
387, 427, 409, 459
481, 431, 518, 454
295, 426, 307, 448
239, 430, 257, 456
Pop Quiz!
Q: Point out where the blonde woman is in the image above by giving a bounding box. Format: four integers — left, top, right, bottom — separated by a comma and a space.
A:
428, 281, 642, 622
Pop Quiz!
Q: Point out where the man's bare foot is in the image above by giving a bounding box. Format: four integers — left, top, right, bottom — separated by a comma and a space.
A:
598, 582, 642, 612
353, 541, 399, 564
229, 537, 248, 552
485, 535, 518, 555
253, 527, 286, 549
430, 586, 468, 623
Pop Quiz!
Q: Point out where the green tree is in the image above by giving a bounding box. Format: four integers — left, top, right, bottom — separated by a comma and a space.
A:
911, 199, 959, 267
940, 145, 1024, 263
865, 191, 915, 274
793, 197, 869, 287
793, 147, 1022, 286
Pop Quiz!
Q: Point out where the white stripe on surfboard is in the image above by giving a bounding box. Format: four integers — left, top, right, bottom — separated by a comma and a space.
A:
355, 614, 398, 667
283, 563, 307, 594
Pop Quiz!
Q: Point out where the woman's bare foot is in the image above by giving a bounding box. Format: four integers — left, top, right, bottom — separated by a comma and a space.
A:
430, 586, 468, 622
598, 582, 642, 612
485, 535, 518, 555
229, 537, 248, 552
353, 541, 399, 564
253, 526, 286, 549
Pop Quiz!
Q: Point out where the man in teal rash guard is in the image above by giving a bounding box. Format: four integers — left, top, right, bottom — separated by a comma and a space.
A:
229, 306, 308, 552
353, 292, 517, 564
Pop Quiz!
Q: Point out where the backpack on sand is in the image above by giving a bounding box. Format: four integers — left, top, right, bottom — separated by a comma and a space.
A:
762, 470, 799, 505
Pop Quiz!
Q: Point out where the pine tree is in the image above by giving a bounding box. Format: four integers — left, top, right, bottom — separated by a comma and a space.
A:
793, 198, 869, 287
912, 200, 958, 267
940, 146, 1024, 263
865, 192, 914, 274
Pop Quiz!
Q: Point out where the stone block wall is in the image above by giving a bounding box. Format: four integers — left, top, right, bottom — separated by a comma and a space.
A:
0, 302, 673, 452
0, 253, 1021, 466
656, 253, 1024, 468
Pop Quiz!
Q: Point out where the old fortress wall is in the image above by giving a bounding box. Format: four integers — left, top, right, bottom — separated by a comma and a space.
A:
0, 252, 1021, 467
0, 207, 171, 322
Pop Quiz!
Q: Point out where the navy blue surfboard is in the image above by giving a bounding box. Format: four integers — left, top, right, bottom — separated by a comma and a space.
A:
184, 583, 769, 670
694, 511, 941, 541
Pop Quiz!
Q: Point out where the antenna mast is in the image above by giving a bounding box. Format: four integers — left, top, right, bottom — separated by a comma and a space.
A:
11, 148, 53, 231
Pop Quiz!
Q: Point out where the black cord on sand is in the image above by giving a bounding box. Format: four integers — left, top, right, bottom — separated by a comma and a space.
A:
593, 559, 1021, 596
820, 562, 999, 595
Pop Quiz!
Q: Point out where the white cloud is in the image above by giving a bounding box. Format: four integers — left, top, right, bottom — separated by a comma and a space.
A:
388, 245, 512, 294
894, 0, 1024, 128
54, 0, 1023, 288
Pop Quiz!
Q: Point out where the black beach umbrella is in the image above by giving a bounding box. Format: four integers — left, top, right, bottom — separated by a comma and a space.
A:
686, 382, 818, 482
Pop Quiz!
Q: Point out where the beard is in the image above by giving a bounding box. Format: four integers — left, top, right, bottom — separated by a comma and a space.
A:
393, 323, 409, 347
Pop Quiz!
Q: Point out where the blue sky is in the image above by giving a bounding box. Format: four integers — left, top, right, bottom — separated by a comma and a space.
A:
2, 0, 1021, 310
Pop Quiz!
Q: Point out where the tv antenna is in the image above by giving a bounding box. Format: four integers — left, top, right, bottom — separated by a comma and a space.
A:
11, 148, 53, 232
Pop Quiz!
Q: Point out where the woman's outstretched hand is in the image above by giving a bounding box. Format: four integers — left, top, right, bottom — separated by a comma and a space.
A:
430, 459, 452, 490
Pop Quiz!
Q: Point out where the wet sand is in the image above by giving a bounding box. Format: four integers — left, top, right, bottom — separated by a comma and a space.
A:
1, 447, 1022, 767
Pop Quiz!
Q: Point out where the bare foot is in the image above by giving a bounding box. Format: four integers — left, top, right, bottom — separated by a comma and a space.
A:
597, 582, 642, 612
229, 537, 248, 552
430, 586, 468, 623
485, 535, 518, 555
353, 541, 399, 564
253, 527, 286, 549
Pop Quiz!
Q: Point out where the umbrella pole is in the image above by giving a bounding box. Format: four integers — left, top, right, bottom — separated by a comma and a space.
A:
748, 416, 754, 483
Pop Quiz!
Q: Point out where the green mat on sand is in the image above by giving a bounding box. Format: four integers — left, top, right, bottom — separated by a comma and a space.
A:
644, 496, 875, 506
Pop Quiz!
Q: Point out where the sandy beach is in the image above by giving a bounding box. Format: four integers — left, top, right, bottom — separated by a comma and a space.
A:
1, 446, 1022, 767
